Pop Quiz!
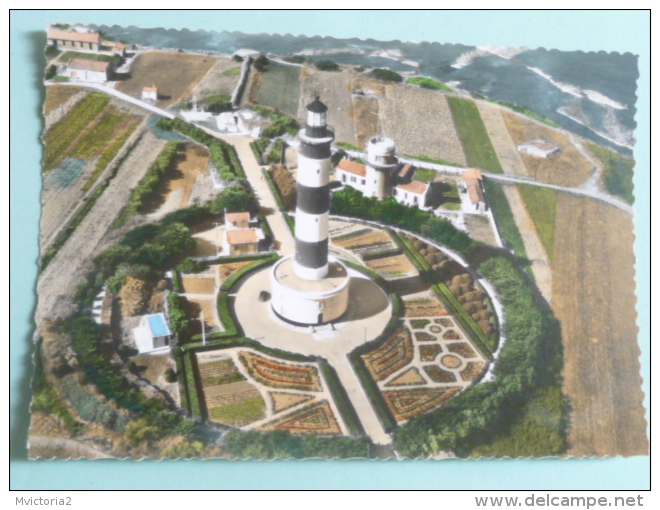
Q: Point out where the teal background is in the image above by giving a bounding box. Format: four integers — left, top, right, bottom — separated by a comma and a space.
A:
10, 10, 650, 490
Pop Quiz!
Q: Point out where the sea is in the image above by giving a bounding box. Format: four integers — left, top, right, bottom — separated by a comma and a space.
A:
93, 25, 639, 155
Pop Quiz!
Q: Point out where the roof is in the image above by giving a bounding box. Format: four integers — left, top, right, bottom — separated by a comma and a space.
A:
337, 159, 366, 177
306, 96, 328, 113
113, 42, 126, 50
522, 139, 558, 151
467, 182, 486, 204
226, 211, 251, 223
68, 58, 110, 72
143, 85, 158, 92
227, 228, 258, 245
462, 168, 483, 181
147, 314, 171, 337
398, 163, 415, 178
47, 28, 100, 44
396, 180, 429, 195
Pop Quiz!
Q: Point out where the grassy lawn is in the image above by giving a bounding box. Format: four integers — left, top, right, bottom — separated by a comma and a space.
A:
413, 167, 437, 182
71, 110, 127, 158
337, 141, 360, 151
447, 96, 503, 173
60, 51, 122, 64
43, 92, 110, 171
517, 184, 558, 261
589, 143, 635, 204
483, 179, 527, 260
406, 76, 452, 92
222, 66, 241, 77
439, 181, 461, 210
209, 398, 266, 425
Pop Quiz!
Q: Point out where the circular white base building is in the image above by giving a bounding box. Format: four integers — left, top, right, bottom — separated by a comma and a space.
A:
270, 255, 350, 325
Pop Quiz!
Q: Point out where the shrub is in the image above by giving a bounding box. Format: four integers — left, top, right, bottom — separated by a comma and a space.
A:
314, 60, 339, 71
176, 258, 208, 274
368, 68, 403, 83
164, 368, 178, 383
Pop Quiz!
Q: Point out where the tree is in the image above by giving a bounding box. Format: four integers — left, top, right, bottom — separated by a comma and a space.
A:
209, 185, 255, 216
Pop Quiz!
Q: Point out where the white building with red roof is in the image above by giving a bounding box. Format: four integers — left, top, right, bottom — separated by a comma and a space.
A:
517, 139, 560, 158
222, 211, 265, 255
65, 58, 111, 83
47, 27, 101, 52
392, 180, 431, 208
462, 168, 488, 213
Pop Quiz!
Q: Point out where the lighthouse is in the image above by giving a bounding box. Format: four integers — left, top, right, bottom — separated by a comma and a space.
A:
270, 97, 351, 326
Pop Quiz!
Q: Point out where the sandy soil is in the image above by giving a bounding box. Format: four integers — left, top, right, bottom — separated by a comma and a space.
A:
552, 193, 647, 456
333, 230, 393, 250
502, 111, 595, 187
464, 214, 498, 246
353, 95, 381, 149
181, 276, 215, 295
117, 51, 216, 107
190, 58, 241, 100
366, 254, 416, 277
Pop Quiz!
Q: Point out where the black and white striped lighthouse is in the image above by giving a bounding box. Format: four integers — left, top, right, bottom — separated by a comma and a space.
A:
293, 96, 335, 281
270, 96, 351, 326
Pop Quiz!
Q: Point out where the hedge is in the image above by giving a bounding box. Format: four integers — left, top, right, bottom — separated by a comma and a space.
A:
262, 167, 287, 210
391, 229, 495, 355
175, 353, 190, 414
171, 269, 183, 292
250, 141, 265, 165
220, 253, 279, 292
183, 351, 203, 419
341, 260, 401, 431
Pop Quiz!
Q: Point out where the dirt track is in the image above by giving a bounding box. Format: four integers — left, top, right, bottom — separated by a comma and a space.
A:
552, 193, 647, 457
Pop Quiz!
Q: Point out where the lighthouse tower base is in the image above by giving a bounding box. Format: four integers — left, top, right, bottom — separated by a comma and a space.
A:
270, 256, 351, 326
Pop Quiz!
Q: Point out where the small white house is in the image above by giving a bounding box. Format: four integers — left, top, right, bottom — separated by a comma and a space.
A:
392, 180, 430, 208
517, 139, 560, 158
132, 313, 172, 354
141, 85, 158, 102
462, 168, 488, 213
66, 58, 111, 83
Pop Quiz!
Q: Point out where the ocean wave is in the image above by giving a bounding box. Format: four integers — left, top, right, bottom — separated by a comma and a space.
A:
583, 89, 627, 110
451, 45, 528, 69
558, 107, 634, 150
528, 66, 582, 97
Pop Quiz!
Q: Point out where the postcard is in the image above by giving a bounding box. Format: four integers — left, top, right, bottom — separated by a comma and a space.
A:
29, 23, 646, 460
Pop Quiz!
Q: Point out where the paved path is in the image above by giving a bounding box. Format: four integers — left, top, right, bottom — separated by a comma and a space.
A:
234, 267, 393, 444
47, 81, 176, 119
217, 135, 295, 255
483, 171, 633, 215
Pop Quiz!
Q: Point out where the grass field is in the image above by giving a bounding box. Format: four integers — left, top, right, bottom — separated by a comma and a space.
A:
43, 85, 83, 116
43, 92, 110, 170
448, 96, 503, 173
589, 144, 635, 204
517, 183, 557, 261
406, 77, 452, 91
413, 168, 437, 182
483, 179, 527, 259
60, 51, 121, 64
254, 62, 301, 117
439, 181, 461, 210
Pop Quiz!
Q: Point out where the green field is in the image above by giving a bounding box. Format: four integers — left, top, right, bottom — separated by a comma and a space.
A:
413, 167, 437, 182
71, 111, 127, 158
517, 184, 558, 261
60, 51, 122, 64
447, 97, 503, 173
483, 179, 527, 260
255, 62, 301, 117
222, 66, 241, 77
43, 92, 110, 170
439, 181, 461, 210
406, 76, 452, 92
589, 143, 635, 204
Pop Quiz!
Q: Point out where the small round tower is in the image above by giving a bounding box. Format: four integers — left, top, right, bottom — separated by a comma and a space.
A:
364, 136, 398, 199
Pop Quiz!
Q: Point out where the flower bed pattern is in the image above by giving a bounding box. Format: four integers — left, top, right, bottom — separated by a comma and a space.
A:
419, 344, 442, 362
239, 352, 322, 392
446, 342, 477, 358
423, 365, 457, 383
414, 331, 435, 342
386, 367, 426, 387
460, 361, 485, 382
258, 401, 342, 435
404, 297, 448, 317
443, 329, 461, 340
362, 327, 414, 382
383, 387, 461, 422
270, 392, 315, 414
199, 359, 245, 387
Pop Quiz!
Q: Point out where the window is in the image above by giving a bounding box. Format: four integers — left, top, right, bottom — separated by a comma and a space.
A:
361, 179, 365, 185
414, 196, 418, 204
351, 176, 356, 183
342, 174, 346, 182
